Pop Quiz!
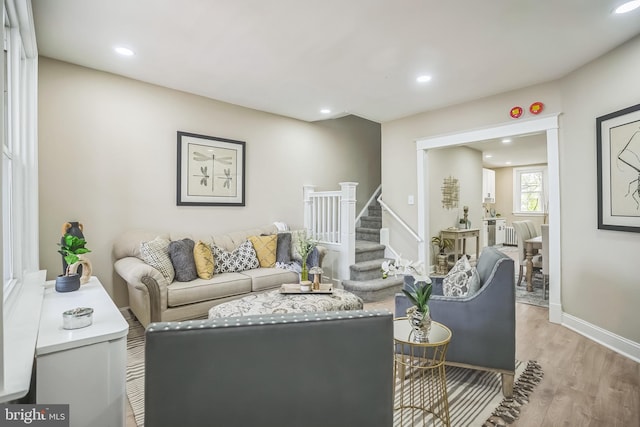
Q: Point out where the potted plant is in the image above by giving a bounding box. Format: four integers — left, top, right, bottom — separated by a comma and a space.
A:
295, 231, 317, 283
431, 235, 452, 275
56, 234, 91, 292
402, 280, 433, 342
381, 256, 433, 341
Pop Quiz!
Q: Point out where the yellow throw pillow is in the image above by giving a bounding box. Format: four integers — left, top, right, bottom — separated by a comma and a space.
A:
193, 240, 214, 279
248, 235, 277, 268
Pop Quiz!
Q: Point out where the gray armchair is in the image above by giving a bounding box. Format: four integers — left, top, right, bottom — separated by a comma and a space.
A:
395, 247, 515, 397
145, 309, 394, 427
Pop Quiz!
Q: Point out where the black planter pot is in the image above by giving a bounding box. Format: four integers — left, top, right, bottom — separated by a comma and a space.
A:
55, 274, 81, 293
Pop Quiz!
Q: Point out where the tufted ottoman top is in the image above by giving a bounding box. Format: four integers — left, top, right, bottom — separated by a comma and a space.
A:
208, 288, 363, 318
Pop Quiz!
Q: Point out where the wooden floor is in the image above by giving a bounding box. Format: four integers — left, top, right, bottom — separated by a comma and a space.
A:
126, 301, 640, 426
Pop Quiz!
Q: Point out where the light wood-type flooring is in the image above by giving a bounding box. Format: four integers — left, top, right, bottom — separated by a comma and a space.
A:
126, 300, 640, 426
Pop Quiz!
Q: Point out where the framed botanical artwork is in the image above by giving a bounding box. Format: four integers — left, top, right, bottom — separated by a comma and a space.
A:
177, 131, 245, 206
596, 103, 640, 233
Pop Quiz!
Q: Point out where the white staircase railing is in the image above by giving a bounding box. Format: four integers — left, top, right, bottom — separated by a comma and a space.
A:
377, 195, 423, 261
303, 182, 358, 282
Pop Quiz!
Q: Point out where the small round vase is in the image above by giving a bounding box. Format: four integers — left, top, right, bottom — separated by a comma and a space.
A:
406, 305, 431, 343
55, 274, 81, 293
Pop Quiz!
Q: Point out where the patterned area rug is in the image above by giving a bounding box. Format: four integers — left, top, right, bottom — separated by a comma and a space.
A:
124, 310, 542, 427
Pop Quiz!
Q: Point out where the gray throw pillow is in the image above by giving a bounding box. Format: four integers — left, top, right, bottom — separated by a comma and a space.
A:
276, 232, 292, 264
168, 238, 198, 282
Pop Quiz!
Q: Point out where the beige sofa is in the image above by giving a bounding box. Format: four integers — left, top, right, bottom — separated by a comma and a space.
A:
113, 224, 325, 327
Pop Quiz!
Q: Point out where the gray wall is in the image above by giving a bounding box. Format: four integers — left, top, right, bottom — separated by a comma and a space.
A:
38, 57, 381, 307
382, 35, 640, 344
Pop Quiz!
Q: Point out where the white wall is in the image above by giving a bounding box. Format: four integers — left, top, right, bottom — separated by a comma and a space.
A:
38, 58, 381, 307
558, 35, 640, 341
428, 146, 483, 260
382, 35, 640, 345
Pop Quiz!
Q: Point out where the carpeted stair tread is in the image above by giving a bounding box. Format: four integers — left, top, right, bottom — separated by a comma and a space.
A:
350, 258, 390, 272
355, 240, 385, 262
356, 227, 380, 242
360, 216, 382, 228
342, 277, 404, 302
342, 276, 404, 292
349, 258, 391, 281
355, 240, 385, 251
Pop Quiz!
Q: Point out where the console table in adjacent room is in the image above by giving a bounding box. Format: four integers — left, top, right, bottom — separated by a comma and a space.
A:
440, 228, 480, 263
36, 276, 129, 427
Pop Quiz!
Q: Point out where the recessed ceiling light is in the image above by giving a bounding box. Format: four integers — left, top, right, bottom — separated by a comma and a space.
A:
506, 161, 512, 165
320, 109, 331, 114
114, 46, 134, 56
485, 154, 493, 159
416, 75, 432, 83
502, 138, 512, 144
614, 0, 640, 14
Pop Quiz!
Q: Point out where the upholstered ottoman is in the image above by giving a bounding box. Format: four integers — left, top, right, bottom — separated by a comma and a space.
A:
208, 288, 364, 318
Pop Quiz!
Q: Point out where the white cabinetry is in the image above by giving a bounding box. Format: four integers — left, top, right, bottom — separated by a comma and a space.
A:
495, 219, 506, 245
482, 168, 496, 203
481, 218, 507, 247
36, 277, 129, 427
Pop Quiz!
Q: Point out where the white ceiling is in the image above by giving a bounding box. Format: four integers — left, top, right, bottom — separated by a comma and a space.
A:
466, 132, 547, 168
32, 0, 640, 123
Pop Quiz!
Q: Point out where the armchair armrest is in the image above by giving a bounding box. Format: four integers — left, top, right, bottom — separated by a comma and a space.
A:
114, 256, 170, 322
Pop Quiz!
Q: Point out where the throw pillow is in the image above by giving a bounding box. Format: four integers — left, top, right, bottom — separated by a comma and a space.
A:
443, 256, 474, 297
276, 232, 292, 264
212, 240, 260, 273
248, 235, 277, 268
467, 268, 481, 296
168, 238, 198, 282
193, 240, 214, 280
139, 236, 175, 283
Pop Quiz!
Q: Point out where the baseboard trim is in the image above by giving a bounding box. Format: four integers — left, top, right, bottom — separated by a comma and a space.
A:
562, 312, 640, 363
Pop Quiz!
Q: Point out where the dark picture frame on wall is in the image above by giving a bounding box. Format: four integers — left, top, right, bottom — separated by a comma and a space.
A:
596, 103, 640, 233
177, 131, 245, 206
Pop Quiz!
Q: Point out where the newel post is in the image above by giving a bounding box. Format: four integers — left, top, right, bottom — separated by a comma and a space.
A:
303, 185, 316, 233
339, 182, 358, 280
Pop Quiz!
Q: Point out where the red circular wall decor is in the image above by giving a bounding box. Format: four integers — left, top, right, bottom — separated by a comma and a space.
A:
510, 106, 523, 119
529, 102, 544, 114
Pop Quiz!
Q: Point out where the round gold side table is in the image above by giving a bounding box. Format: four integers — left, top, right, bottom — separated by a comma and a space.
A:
393, 318, 452, 426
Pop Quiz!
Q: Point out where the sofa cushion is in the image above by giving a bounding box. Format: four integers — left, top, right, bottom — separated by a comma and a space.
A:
169, 238, 198, 282
193, 240, 215, 280
140, 236, 175, 283
443, 256, 477, 297
240, 268, 300, 292
212, 240, 260, 273
248, 235, 277, 268
167, 273, 252, 307
276, 232, 292, 263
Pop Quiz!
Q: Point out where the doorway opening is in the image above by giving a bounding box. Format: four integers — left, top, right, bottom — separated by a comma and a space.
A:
415, 115, 561, 323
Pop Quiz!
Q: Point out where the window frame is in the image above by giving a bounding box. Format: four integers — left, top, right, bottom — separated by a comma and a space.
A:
1, 0, 39, 401
512, 165, 548, 216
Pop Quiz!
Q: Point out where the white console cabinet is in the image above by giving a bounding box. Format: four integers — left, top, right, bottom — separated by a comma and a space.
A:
36, 276, 129, 427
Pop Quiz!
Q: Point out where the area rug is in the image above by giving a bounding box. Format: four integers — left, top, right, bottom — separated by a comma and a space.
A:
498, 245, 548, 308
124, 310, 542, 427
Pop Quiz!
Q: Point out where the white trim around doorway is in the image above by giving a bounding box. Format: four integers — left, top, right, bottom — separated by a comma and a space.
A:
415, 114, 562, 324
